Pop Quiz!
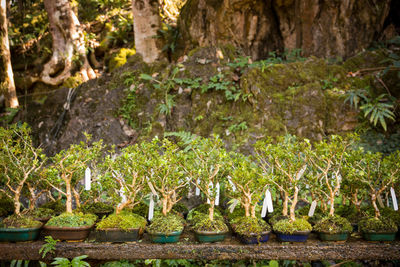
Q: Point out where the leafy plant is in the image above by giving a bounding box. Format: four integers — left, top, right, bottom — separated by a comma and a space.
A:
51, 255, 90, 267
39, 236, 59, 258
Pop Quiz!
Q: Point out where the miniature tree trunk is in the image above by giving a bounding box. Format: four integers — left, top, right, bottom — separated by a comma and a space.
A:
243, 197, 251, 217
371, 193, 380, 218
289, 187, 299, 222
282, 191, 289, 216
65, 178, 73, 213
250, 204, 256, 218
209, 200, 215, 221
162, 196, 168, 216
14, 190, 21, 216
116, 199, 132, 215
329, 191, 335, 216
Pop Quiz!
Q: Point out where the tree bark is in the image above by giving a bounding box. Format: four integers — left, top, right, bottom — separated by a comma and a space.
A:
41, 0, 95, 86
0, 0, 18, 108
132, 0, 162, 63
65, 179, 73, 213
282, 191, 288, 216
208, 200, 214, 221
289, 186, 299, 222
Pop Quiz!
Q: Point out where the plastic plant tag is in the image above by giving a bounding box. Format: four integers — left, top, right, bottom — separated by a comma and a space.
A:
391, 187, 398, 211
195, 179, 200, 196
308, 200, 317, 217
84, 167, 91, 191
148, 193, 154, 221
296, 165, 307, 180
207, 182, 213, 204
148, 182, 158, 196
229, 199, 239, 213
227, 176, 236, 192
266, 189, 273, 213
120, 187, 127, 203
261, 189, 273, 217
215, 182, 220, 206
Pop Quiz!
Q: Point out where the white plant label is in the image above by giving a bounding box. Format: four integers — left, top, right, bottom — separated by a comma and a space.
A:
261, 189, 273, 217
120, 187, 126, 203
229, 199, 239, 213
266, 189, 273, 213
148, 182, 158, 196
195, 179, 200, 196
308, 200, 317, 217
377, 194, 385, 208
215, 182, 220, 206
296, 165, 307, 180
207, 182, 213, 204
391, 187, 398, 211
84, 167, 91, 191
148, 193, 154, 221
227, 176, 236, 192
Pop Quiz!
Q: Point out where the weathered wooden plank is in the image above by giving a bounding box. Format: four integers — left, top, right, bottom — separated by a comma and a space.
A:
0, 236, 400, 261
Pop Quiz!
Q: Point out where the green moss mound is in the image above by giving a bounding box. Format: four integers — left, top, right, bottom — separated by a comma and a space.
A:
1, 215, 42, 228
187, 204, 223, 225
268, 214, 289, 226
127, 202, 149, 218
79, 202, 114, 215
172, 203, 189, 215
273, 218, 312, 234
40, 200, 65, 214
108, 48, 136, 72
336, 205, 364, 224
96, 212, 147, 231
147, 213, 184, 234
192, 213, 228, 232
233, 217, 271, 237
359, 217, 398, 233
46, 212, 97, 227
296, 205, 327, 225
23, 208, 55, 219
381, 207, 400, 227
313, 215, 353, 234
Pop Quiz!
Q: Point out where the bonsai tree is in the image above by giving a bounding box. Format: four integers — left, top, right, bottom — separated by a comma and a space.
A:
44, 134, 104, 213
182, 136, 229, 222
0, 124, 47, 216
100, 144, 148, 215
308, 135, 352, 216
255, 135, 310, 222
228, 152, 270, 218
141, 138, 187, 216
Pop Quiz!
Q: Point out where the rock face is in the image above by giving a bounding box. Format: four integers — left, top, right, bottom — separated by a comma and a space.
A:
179, 0, 391, 59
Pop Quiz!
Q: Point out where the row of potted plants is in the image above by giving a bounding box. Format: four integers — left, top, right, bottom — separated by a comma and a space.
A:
0, 124, 399, 243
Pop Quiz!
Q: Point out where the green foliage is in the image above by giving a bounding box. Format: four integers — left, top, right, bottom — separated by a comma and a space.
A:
156, 23, 181, 60
201, 73, 250, 102
23, 208, 56, 219
51, 255, 90, 267
96, 212, 147, 231
228, 122, 248, 133
147, 213, 184, 234
39, 236, 59, 258
164, 131, 198, 151
0, 195, 14, 217
358, 217, 398, 233
313, 215, 353, 234
345, 88, 396, 131
108, 48, 136, 72
100, 260, 135, 267
0, 123, 47, 215
233, 217, 271, 236
40, 200, 66, 214
272, 218, 312, 234
46, 213, 97, 227
1, 214, 42, 228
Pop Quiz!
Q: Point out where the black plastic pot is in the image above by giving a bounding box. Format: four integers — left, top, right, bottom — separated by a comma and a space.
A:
94, 227, 144, 242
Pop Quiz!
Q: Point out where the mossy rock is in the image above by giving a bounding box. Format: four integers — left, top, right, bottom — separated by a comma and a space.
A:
233, 217, 271, 237
358, 217, 398, 233
273, 218, 312, 234
96, 212, 147, 231
46, 212, 97, 227
147, 213, 184, 234
313, 215, 353, 234
1, 215, 42, 229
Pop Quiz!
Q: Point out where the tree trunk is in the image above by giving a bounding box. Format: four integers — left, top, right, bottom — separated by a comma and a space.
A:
243, 198, 250, 217
250, 204, 256, 219
162, 196, 168, 216
371, 193, 380, 218
41, 0, 95, 86
132, 0, 162, 63
65, 179, 73, 213
0, 0, 18, 108
329, 193, 335, 216
116, 199, 132, 215
178, 0, 391, 59
289, 186, 299, 222
209, 200, 214, 221
282, 191, 288, 216
14, 191, 21, 216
